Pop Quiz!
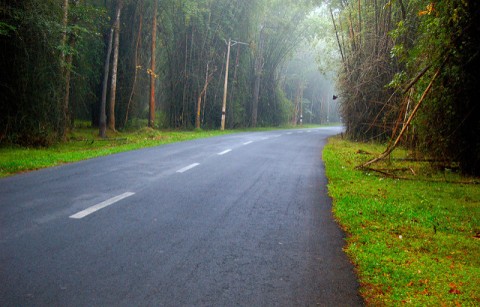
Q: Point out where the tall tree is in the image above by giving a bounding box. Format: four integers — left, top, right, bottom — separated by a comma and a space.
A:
251, 25, 264, 128
60, 0, 70, 139
108, 0, 123, 131
99, 25, 114, 138
125, 0, 144, 126
149, 0, 157, 128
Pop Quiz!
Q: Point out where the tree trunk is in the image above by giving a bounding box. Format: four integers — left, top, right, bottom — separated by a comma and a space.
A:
99, 27, 114, 138
292, 84, 301, 126
330, 7, 346, 69
125, 0, 143, 127
149, 0, 157, 127
195, 63, 215, 129
108, 0, 123, 131
61, 0, 69, 65
252, 27, 264, 127
60, 0, 69, 139
299, 85, 304, 125
64, 37, 75, 133
358, 0, 362, 47
196, 63, 208, 129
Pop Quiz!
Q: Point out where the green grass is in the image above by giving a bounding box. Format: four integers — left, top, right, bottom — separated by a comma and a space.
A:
323, 136, 480, 306
0, 124, 329, 178
0, 127, 234, 177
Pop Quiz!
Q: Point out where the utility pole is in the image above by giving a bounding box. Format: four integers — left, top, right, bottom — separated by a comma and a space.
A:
221, 39, 231, 131
221, 38, 249, 130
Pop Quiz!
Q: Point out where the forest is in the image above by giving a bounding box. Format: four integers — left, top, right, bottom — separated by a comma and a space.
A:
330, 0, 479, 175
0, 0, 337, 143
1, 0, 479, 175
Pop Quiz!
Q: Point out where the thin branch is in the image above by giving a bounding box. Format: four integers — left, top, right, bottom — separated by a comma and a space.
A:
358, 64, 444, 169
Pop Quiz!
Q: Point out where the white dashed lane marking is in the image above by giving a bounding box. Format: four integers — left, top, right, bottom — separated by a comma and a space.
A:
69, 192, 135, 219
218, 149, 232, 155
177, 163, 200, 173
69, 132, 307, 220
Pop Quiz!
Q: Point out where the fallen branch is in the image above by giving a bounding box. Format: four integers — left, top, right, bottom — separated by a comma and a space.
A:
391, 158, 445, 162
362, 167, 404, 179
76, 137, 128, 144
356, 149, 373, 155
362, 167, 479, 184
358, 64, 443, 169
403, 64, 431, 95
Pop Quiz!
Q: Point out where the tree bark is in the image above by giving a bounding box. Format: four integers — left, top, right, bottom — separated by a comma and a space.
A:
330, 7, 346, 69
61, 0, 69, 65
108, 0, 123, 131
149, 0, 157, 128
398, 0, 406, 20
252, 26, 264, 127
64, 37, 75, 133
125, 0, 143, 127
60, 0, 69, 139
292, 83, 301, 126
358, 0, 362, 46
196, 63, 208, 129
99, 27, 114, 138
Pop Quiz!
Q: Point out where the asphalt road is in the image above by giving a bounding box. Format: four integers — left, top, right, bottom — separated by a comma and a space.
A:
0, 127, 363, 306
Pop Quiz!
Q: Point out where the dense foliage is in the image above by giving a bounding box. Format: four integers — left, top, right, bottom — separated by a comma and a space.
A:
1, 0, 335, 147
332, 0, 480, 175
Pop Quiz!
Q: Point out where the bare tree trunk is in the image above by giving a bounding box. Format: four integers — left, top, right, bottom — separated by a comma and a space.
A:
348, 13, 357, 52
125, 0, 143, 127
292, 83, 301, 126
358, 0, 362, 47
196, 63, 209, 129
99, 27, 114, 138
252, 26, 264, 127
360, 67, 442, 168
149, 0, 157, 127
60, 0, 69, 139
398, 0, 406, 20
64, 37, 75, 132
330, 7, 346, 69
299, 88, 303, 125
61, 0, 69, 65
108, 0, 123, 131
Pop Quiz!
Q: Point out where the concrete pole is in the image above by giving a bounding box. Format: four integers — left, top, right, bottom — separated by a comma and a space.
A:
221, 38, 231, 131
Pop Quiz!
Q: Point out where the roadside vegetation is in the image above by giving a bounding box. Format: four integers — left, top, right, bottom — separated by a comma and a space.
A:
324, 136, 480, 305
0, 124, 231, 178
332, 0, 480, 176
0, 123, 327, 178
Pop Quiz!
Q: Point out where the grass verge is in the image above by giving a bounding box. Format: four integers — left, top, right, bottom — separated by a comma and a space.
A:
0, 127, 233, 178
0, 124, 329, 178
323, 136, 480, 306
